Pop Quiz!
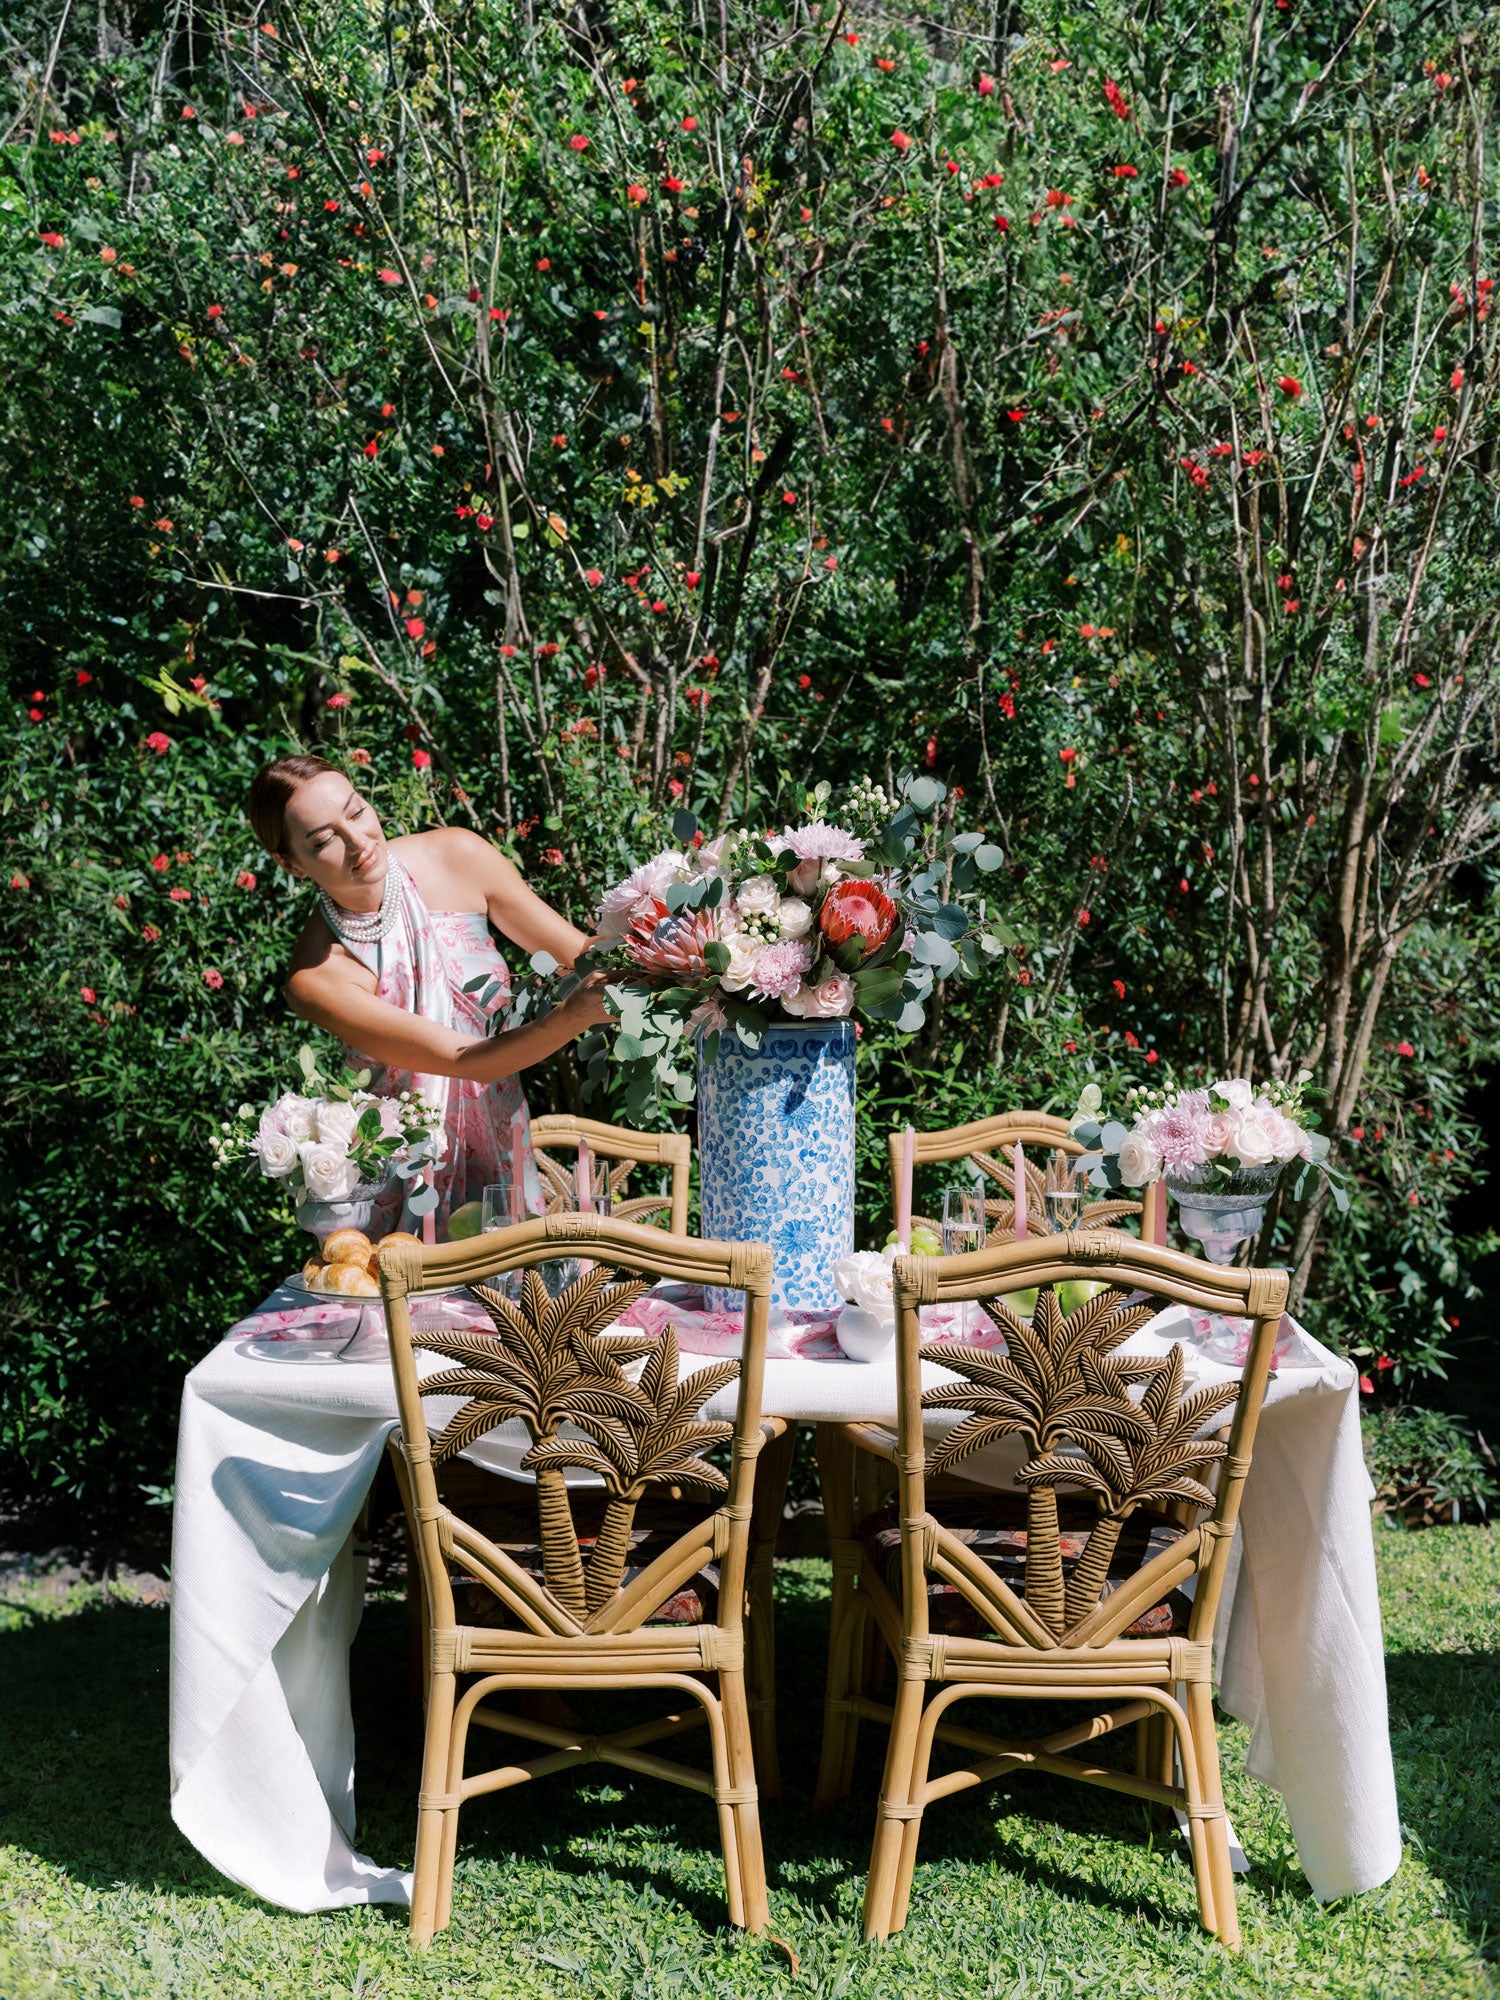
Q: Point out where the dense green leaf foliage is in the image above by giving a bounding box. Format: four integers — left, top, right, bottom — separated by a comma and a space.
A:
2, 0, 1498, 1498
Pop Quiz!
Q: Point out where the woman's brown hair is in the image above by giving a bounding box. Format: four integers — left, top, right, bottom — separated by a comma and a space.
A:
246, 753, 342, 856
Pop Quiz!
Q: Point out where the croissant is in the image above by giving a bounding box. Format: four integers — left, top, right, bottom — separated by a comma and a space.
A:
321, 1261, 380, 1297
322, 1228, 375, 1267
301, 1258, 327, 1289
377, 1230, 425, 1259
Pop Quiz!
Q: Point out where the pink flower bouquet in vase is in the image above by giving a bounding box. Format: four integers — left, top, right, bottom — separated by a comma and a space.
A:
1069, 1072, 1346, 1262
569, 776, 1011, 1312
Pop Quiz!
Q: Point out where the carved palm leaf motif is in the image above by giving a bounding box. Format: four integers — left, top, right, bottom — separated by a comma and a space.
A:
523, 1323, 740, 1613
411, 1262, 656, 1619
918, 1283, 1164, 1638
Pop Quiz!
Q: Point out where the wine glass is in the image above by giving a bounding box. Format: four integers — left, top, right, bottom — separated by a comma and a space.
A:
942, 1184, 988, 1336
1043, 1150, 1084, 1234
481, 1178, 521, 1233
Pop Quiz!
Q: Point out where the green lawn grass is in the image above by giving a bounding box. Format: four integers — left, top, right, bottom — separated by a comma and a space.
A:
1, 1530, 1495, 2000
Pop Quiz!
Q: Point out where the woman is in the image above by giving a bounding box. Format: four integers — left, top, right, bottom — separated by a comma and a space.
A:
248, 752, 610, 1234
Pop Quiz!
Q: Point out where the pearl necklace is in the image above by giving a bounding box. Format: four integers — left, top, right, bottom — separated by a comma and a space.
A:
320, 855, 404, 945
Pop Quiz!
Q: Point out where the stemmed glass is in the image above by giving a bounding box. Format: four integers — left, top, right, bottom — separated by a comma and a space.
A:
1043, 1150, 1085, 1234
942, 1183, 988, 1336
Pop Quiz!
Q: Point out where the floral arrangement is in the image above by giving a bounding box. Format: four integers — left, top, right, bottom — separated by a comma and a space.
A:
572, 776, 1010, 1108
1069, 1073, 1346, 1208
212, 1046, 446, 1214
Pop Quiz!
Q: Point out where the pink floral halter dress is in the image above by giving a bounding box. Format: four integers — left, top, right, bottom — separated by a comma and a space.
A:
334, 855, 543, 1236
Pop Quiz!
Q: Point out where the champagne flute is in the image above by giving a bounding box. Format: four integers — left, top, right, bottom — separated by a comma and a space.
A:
942, 1184, 988, 1336
1043, 1150, 1084, 1234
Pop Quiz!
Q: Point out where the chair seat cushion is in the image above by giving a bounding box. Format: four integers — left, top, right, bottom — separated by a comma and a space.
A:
452, 1507, 719, 1630
859, 1493, 1195, 1638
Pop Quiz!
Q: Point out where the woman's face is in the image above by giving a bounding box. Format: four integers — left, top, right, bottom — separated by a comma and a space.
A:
280, 771, 388, 899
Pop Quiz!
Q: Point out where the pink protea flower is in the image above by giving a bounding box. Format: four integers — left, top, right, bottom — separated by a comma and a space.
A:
746, 939, 812, 999
626, 902, 722, 979
819, 878, 899, 960
777, 820, 865, 894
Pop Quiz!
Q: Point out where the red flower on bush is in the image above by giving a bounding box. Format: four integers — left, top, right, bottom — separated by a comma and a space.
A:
206, 303, 223, 320
542, 847, 565, 866
80, 987, 95, 1004
627, 183, 648, 204
568, 134, 590, 152
1396, 1040, 1414, 1057
39, 231, 65, 248
203, 968, 224, 990
1103, 79, 1131, 119
1112, 164, 1138, 179
145, 732, 172, 754
236, 870, 257, 890
326, 692, 351, 709
412, 748, 432, 770
818, 880, 898, 960
1169, 167, 1190, 188
151, 853, 170, 872
377, 267, 401, 285
890, 130, 912, 153
404, 617, 425, 639
585, 568, 603, 587
169, 887, 191, 902
1277, 375, 1303, 398
142, 924, 161, 941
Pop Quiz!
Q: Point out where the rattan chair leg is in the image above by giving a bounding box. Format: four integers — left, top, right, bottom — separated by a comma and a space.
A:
1186, 1679, 1240, 1949
720, 1667, 770, 1932
861, 1677, 926, 1941
815, 1592, 870, 1808
410, 1667, 457, 1946
747, 1423, 797, 1799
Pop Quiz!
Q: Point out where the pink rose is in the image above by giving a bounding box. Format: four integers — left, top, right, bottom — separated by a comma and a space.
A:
782, 972, 855, 1018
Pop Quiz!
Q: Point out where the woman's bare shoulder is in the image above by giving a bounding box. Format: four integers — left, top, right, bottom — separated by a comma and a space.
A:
392, 827, 505, 909
286, 905, 373, 984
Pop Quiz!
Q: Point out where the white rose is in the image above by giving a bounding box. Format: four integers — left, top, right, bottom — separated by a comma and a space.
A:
275, 1092, 319, 1143
832, 1249, 896, 1321
299, 1139, 361, 1202
717, 931, 762, 992
777, 896, 813, 939
1228, 1111, 1276, 1169
783, 972, 855, 1018
1262, 1105, 1305, 1162
1211, 1077, 1254, 1113
735, 875, 781, 920
315, 1098, 361, 1147
255, 1130, 299, 1179
1201, 1113, 1237, 1158
1115, 1129, 1162, 1187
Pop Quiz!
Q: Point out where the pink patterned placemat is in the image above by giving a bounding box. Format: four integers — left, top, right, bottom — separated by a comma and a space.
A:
229, 1278, 1004, 1359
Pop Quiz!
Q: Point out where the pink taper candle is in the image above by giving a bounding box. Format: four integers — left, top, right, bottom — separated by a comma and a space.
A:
1153, 1176, 1169, 1245
896, 1125, 915, 1249
510, 1109, 527, 1223
576, 1133, 594, 1213
1013, 1143, 1028, 1239
422, 1168, 436, 1246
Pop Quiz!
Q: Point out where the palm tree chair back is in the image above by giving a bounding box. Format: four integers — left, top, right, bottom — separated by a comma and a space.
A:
529, 1112, 691, 1233
888, 1109, 1140, 1241
815, 1227, 1287, 1950
380, 1213, 774, 1944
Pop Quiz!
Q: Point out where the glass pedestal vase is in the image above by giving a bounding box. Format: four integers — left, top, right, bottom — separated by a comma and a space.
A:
697, 1021, 856, 1314
1164, 1161, 1284, 1263
294, 1179, 391, 1248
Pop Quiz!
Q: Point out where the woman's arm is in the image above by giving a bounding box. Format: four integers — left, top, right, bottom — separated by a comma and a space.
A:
285, 935, 612, 1084
409, 827, 593, 965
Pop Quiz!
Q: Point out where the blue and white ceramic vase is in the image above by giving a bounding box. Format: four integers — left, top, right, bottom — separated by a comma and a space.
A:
698, 1021, 857, 1314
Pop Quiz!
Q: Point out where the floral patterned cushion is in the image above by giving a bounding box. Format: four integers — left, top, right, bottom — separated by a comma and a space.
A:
858, 1493, 1195, 1639
454, 1521, 720, 1630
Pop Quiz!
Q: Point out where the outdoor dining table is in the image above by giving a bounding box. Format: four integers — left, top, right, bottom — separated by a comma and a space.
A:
169, 1280, 1402, 1916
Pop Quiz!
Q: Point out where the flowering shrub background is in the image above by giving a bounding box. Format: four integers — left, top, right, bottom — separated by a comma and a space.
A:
3, 0, 1498, 1499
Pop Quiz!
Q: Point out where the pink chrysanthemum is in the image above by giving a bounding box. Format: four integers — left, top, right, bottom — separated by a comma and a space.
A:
1149, 1103, 1210, 1177
777, 821, 865, 865
747, 939, 812, 999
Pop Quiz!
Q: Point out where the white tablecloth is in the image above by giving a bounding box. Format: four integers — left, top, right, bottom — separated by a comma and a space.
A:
170, 1294, 1401, 1913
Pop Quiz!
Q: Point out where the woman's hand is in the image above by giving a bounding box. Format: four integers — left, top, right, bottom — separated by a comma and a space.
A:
559, 968, 615, 1031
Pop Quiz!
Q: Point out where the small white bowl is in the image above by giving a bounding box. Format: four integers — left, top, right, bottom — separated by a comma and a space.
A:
836, 1304, 895, 1363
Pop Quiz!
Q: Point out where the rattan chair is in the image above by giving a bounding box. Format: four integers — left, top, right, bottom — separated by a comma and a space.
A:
379, 1213, 777, 1943
888, 1110, 1141, 1241
529, 1113, 691, 1234
814, 1229, 1288, 1949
